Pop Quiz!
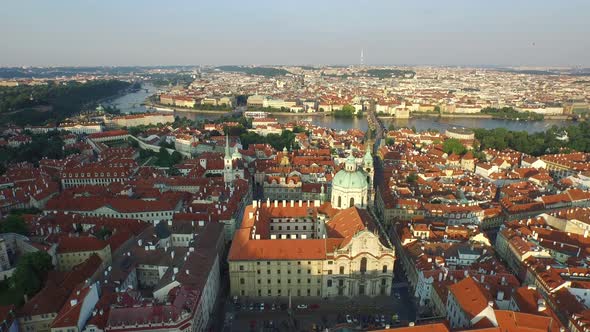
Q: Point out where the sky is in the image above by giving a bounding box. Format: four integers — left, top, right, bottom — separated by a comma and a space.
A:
1, 0, 589, 67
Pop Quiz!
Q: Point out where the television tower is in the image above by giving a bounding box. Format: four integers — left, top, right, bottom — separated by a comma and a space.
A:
360, 48, 364, 66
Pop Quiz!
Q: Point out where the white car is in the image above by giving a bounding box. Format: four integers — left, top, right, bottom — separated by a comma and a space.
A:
346, 315, 353, 324
296, 304, 308, 309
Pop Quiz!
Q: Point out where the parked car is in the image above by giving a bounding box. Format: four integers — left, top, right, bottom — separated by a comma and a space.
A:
346, 315, 353, 324
296, 304, 308, 310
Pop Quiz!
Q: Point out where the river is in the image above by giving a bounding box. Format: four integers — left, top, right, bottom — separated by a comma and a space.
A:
108, 83, 573, 133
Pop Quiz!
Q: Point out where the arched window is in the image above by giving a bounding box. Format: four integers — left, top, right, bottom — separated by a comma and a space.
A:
382, 265, 388, 273
360, 257, 367, 274
339, 266, 345, 274
350, 197, 355, 207
338, 196, 342, 208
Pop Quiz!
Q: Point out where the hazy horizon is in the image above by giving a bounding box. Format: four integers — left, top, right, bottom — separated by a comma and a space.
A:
2, 0, 589, 67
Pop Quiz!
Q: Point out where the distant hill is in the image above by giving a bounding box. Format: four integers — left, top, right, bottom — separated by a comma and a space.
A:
0, 80, 130, 125
216, 66, 289, 77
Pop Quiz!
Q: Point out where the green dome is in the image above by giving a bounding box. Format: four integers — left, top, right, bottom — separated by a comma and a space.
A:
333, 168, 368, 190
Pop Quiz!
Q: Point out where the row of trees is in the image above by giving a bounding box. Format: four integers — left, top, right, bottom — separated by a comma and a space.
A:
480, 106, 544, 121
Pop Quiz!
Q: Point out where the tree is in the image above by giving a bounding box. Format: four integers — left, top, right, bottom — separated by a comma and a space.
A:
406, 173, 418, 183
96, 227, 112, 240
442, 138, 467, 155
13, 251, 53, 296
0, 215, 28, 235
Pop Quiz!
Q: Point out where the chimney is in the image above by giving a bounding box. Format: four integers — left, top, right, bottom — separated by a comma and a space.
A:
537, 299, 546, 311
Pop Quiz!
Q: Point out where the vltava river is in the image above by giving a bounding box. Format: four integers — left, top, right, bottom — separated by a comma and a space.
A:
108, 83, 573, 133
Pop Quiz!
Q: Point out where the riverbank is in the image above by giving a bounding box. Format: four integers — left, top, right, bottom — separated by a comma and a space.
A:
378, 113, 572, 121
146, 102, 232, 114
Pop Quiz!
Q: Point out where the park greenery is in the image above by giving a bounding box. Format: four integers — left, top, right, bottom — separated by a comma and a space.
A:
0, 80, 131, 126
216, 66, 289, 77
0, 251, 54, 306
0, 215, 29, 235
239, 130, 301, 151
13, 251, 53, 296
333, 104, 362, 118
480, 106, 544, 121
363, 69, 416, 79
474, 122, 590, 156
138, 147, 183, 168
0, 131, 80, 171
442, 138, 467, 155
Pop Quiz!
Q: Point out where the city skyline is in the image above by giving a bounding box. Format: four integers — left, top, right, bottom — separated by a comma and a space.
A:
1, 0, 589, 67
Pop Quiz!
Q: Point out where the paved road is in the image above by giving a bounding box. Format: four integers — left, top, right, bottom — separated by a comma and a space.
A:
222, 290, 416, 332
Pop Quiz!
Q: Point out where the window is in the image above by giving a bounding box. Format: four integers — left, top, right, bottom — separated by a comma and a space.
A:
307, 278, 311, 284
360, 257, 367, 274
267, 279, 271, 284
327, 279, 333, 287
350, 197, 355, 207
277, 279, 281, 284
257, 279, 261, 284
328, 261, 333, 265
297, 269, 301, 274
328, 270, 332, 275
277, 269, 281, 274
257, 270, 261, 275
339, 266, 345, 274
288, 279, 291, 284
258, 289, 262, 296
382, 265, 388, 273
267, 270, 271, 274
240, 278, 245, 285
